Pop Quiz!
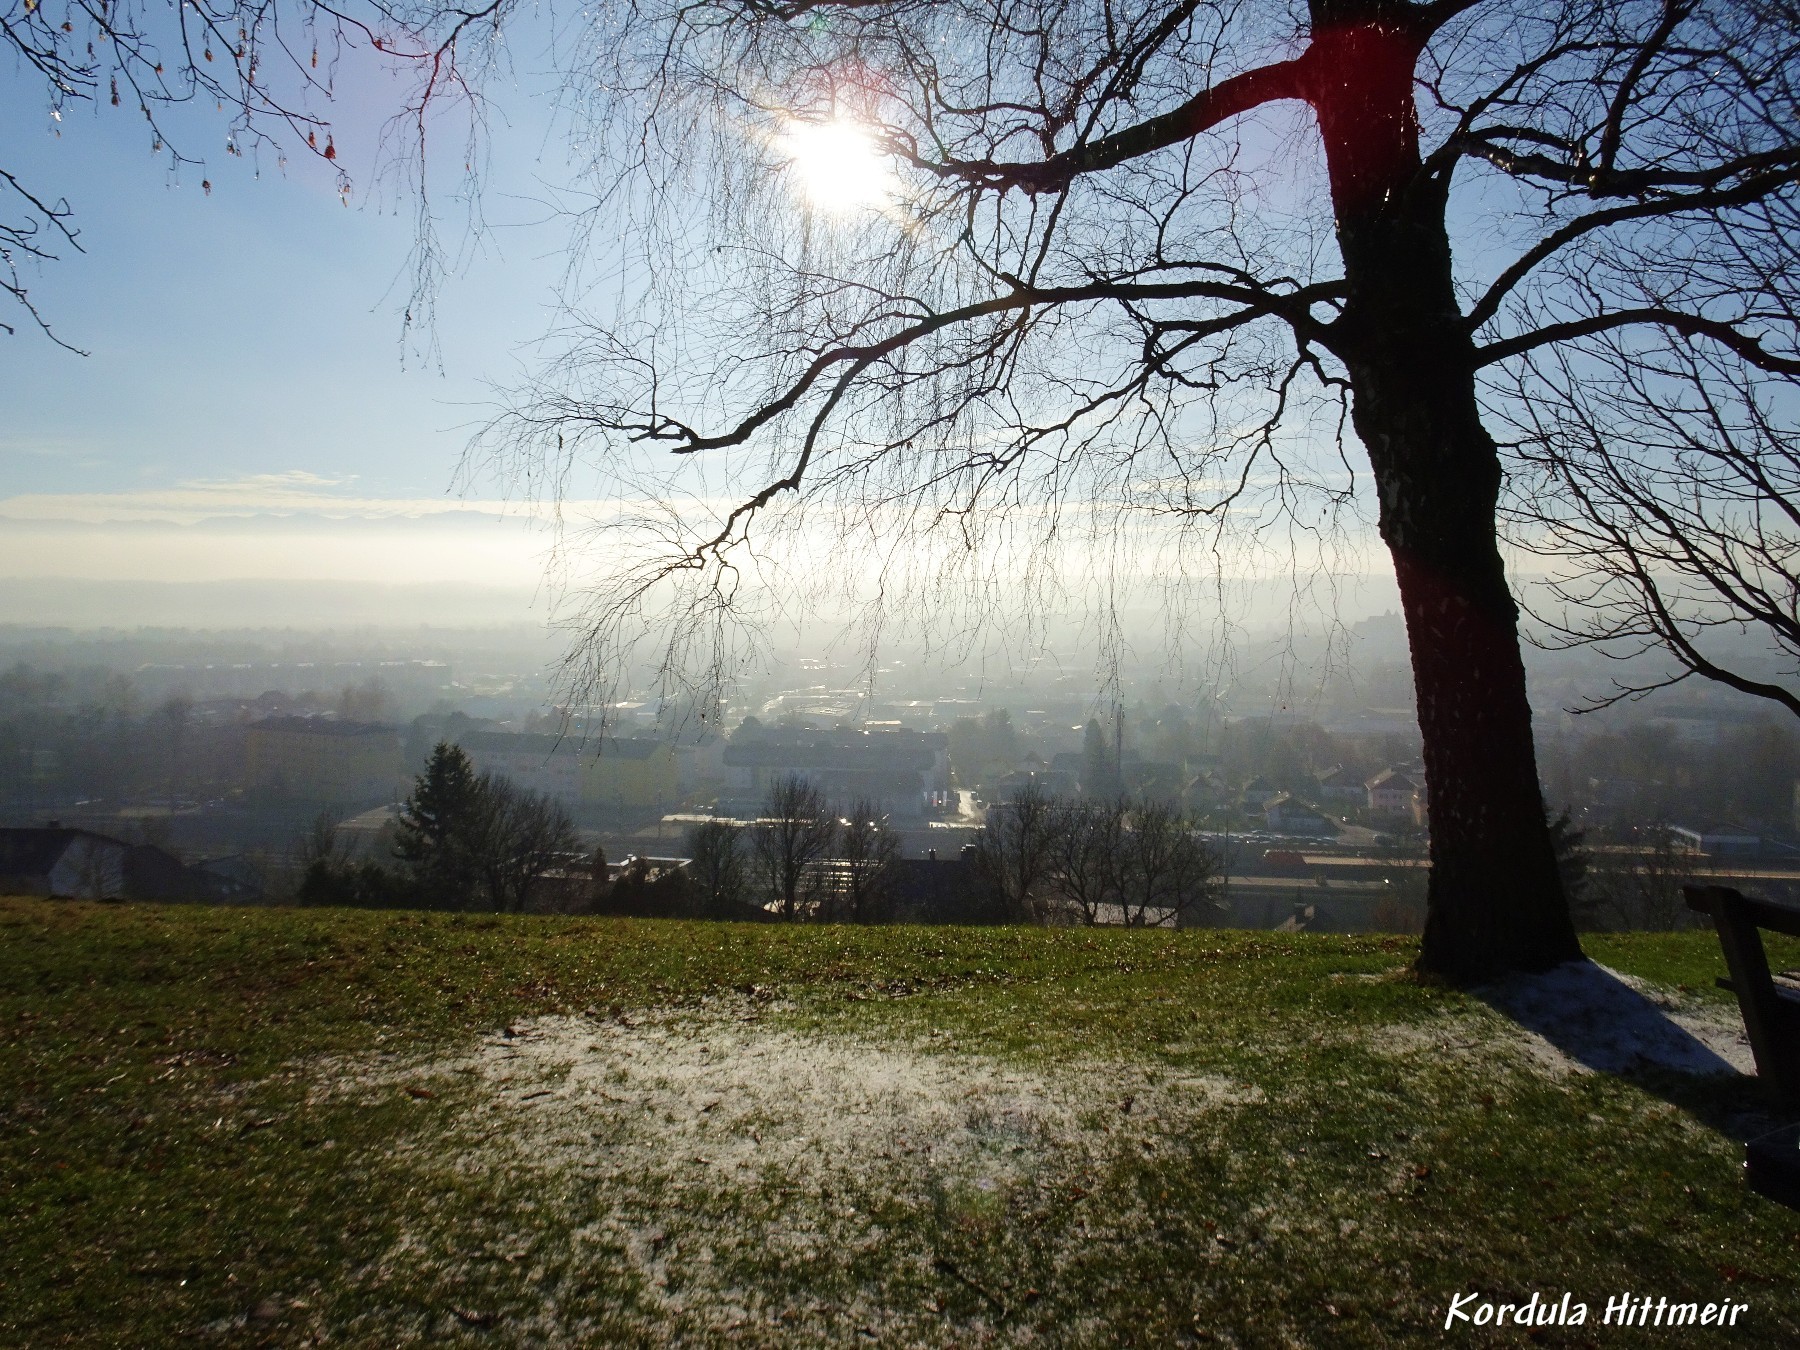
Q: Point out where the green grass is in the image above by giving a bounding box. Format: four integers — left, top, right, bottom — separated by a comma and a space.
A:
3, 896, 1797, 1347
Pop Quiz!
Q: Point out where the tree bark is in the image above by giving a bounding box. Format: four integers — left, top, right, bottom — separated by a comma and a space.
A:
1312, 6, 1584, 980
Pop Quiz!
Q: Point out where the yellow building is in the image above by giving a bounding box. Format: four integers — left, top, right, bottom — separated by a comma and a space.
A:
580, 738, 678, 809
245, 717, 406, 804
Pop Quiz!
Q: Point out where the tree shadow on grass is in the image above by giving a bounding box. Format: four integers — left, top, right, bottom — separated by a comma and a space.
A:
1473, 958, 1786, 1139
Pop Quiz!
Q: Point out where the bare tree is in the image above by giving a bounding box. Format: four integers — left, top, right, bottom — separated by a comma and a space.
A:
293, 808, 353, 878
749, 774, 837, 919
1509, 342, 1800, 716
685, 819, 747, 917
836, 796, 901, 923
5, 0, 497, 346
1047, 796, 1127, 926
25, 1, 1800, 978
450, 0, 1800, 980
1116, 799, 1223, 928
338, 677, 394, 723
972, 781, 1060, 922
1580, 824, 1699, 931
472, 773, 581, 913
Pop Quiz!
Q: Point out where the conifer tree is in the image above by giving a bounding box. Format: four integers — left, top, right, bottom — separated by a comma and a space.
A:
393, 741, 483, 907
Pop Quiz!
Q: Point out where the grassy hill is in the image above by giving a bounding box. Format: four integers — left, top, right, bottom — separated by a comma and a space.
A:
2, 896, 1797, 1346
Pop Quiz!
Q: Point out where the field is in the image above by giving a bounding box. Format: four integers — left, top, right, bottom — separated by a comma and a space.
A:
2, 896, 1797, 1346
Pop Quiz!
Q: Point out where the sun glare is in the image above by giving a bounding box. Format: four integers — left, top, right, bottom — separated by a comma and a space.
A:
778, 118, 895, 214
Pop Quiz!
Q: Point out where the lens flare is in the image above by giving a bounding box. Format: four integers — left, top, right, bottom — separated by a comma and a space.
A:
777, 119, 895, 214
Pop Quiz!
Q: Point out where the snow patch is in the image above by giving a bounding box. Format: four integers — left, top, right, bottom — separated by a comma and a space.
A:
314, 1008, 1262, 1341
1476, 960, 1753, 1079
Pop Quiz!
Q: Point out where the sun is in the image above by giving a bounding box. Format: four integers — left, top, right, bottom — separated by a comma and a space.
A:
777, 118, 895, 214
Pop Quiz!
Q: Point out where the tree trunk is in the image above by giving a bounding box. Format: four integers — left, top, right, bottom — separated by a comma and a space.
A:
1312, 8, 1583, 980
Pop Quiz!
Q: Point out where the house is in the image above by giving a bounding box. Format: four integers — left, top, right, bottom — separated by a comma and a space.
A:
582, 738, 680, 809
0, 826, 129, 898
1182, 770, 1230, 814
1366, 768, 1425, 817
991, 764, 1079, 801
246, 716, 406, 804
1240, 777, 1283, 810
0, 826, 235, 902
1264, 794, 1336, 836
720, 726, 951, 818
1131, 759, 1187, 804
1314, 765, 1366, 804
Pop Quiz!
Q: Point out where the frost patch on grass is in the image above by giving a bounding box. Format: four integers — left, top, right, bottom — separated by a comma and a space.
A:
1358, 1016, 1495, 1063
1476, 959, 1753, 1079
1359, 961, 1752, 1082
321, 1008, 1260, 1344
428, 1010, 1254, 1181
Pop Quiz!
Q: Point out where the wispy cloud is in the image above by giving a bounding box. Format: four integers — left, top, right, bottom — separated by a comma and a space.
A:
0, 471, 542, 525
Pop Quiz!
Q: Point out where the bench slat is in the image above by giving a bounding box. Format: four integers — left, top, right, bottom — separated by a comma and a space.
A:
1685, 884, 1800, 1107
1685, 885, 1800, 937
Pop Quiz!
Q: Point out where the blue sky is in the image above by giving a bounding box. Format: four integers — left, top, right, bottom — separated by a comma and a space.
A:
1, 33, 1405, 632
1, 41, 580, 611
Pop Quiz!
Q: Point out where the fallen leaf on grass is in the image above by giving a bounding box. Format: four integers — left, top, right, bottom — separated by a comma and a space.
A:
404, 1086, 437, 1100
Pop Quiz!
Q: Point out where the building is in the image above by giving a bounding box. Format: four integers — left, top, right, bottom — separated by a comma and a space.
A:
1264, 794, 1336, 836
1181, 770, 1230, 815
1314, 765, 1366, 804
721, 726, 951, 818
582, 738, 679, 809
454, 730, 584, 805
0, 826, 240, 902
675, 735, 728, 794
0, 826, 129, 898
1240, 777, 1283, 810
245, 717, 405, 804
1669, 824, 1761, 857
992, 755, 1078, 802
1366, 768, 1425, 817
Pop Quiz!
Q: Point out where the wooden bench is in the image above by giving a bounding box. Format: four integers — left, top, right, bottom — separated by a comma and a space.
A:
1684, 885, 1800, 1105
1684, 884, 1800, 1209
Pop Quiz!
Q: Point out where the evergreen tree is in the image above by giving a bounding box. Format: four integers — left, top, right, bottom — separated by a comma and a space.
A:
1548, 810, 1592, 927
393, 742, 484, 907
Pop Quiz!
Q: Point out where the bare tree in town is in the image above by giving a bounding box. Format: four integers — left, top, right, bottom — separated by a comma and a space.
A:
836, 796, 901, 924
1580, 824, 1699, 932
471, 774, 581, 913
972, 782, 1060, 923
685, 819, 748, 918
749, 775, 837, 920
1116, 799, 1223, 929
1048, 797, 1128, 926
